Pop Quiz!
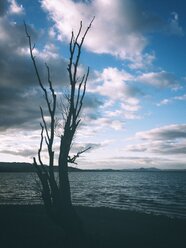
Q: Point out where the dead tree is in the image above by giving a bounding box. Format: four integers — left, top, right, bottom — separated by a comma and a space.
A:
24, 19, 94, 235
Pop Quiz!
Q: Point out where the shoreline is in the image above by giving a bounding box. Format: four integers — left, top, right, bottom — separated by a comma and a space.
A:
1, 162, 186, 172
0, 205, 186, 248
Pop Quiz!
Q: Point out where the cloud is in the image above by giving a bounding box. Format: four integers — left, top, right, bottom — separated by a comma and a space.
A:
0, 4, 120, 137
0, 14, 70, 131
111, 155, 175, 165
0, 19, 39, 130
40, 0, 152, 68
0, 129, 41, 161
174, 94, 186, 101
127, 140, 186, 156
127, 124, 186, 155
93, 67, 133, 100
156, 99, 172, 106
80, 154, 185, 169
136, 124, 186, 140
1, 1, 111, 132
8, 0, 24, 15
137, 71, 180, 89
157, 94, 186, 106
0, 17, 38, 86
77, 115, 125, 138
70, 141, 107, 154
41, 0, 184, 69
1, 148, 36, 157
0, 17, 41, 130
0, 89, 40, 131
129, 52, 155, 70
88, 67, 142, 120
83, 92, 103, 110
166, 12, 184, 36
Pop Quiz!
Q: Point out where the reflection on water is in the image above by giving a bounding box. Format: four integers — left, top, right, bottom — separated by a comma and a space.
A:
0, 171, 186, 219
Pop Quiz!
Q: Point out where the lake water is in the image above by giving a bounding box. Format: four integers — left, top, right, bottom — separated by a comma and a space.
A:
0, 171, 186, 219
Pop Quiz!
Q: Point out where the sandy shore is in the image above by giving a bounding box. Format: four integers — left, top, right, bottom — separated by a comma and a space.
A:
0, 205, 185, 248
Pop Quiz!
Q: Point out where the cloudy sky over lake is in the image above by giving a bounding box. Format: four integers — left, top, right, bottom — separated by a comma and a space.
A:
0, 0, 186, 169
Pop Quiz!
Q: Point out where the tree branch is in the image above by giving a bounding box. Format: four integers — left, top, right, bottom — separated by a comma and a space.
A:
67, 146, 91, 164
40, 106, 50, 144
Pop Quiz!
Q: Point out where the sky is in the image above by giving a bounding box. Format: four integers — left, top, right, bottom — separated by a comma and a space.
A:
0, 0, 186, 169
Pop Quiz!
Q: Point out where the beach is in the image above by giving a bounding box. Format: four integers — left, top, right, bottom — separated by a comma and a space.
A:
0, 205, 185, 248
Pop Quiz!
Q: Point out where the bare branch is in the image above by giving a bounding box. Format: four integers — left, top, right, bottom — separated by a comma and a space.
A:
76, 67, 89, 119
67, 146, 91, 164
40, 106, 50, 143
45, 63, 56, 171
65, 18, 94, 138
24, 22, 53, 118
75, 74, 85, 112
38, 123, 44, 166
24, 22, 47, 93
80, 16, 95, 46
45, 63, 56, 113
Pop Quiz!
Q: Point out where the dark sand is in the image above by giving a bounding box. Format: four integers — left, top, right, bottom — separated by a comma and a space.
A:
0, 205, 185, 248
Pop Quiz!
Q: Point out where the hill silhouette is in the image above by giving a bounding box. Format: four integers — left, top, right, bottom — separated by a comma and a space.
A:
0, 162, 82, 172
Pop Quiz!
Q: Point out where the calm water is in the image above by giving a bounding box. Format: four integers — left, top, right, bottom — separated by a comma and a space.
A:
0, 171, 186, 219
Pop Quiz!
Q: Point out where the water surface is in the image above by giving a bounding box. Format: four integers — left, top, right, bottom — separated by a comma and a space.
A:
0, 171, 186, 219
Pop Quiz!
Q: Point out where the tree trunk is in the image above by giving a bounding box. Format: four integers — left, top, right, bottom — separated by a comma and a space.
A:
41, 159, 81, 237
59, 161, 72, 208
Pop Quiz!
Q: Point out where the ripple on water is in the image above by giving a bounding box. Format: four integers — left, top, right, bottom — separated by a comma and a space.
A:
0, 171, 186, 219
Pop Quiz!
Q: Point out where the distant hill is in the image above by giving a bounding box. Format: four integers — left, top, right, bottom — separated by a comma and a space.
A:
0, 162, 82, 172
0, 162, 185, 172
132, 167, 161, 172
0, 162, 34, 172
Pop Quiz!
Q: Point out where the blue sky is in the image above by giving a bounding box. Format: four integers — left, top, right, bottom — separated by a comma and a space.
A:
0, 0, 186, 169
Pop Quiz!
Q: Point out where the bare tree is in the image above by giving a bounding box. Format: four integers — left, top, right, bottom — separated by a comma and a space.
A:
24, 19, 94, 236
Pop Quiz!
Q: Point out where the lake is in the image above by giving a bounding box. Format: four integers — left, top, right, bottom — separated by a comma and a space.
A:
0, 171, 186, 219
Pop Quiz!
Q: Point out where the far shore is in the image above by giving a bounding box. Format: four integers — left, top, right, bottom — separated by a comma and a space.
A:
0, 204, 185, 248
0, 162, 186, 173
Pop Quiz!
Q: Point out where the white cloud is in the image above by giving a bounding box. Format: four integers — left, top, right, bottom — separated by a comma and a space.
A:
157, 94, 186, 106
94, 67, 133, 100
174, 94, 186, 101
156, 98, 172, 107
38, 43, 59, 60
8, 0, 24, 15
129, 52, 155, 70
0, 129, 40, 162
79, 116, 125, 136
41, 0, 184, 69
88, 67, 141, 120
137, 71, 180, 89
48, 27, 57, 39
40, 0, 150, 67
